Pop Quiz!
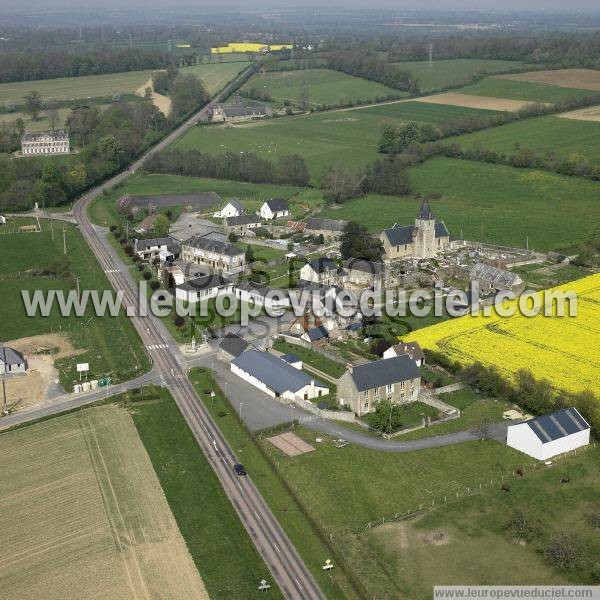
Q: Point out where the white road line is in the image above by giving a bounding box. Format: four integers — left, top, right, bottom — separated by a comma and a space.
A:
295, 578, 303, 590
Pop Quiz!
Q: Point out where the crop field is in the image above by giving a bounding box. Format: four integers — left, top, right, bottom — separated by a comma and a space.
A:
0, 62, 249, 107
559, 104, 600, 122
449, 114, 600, 162
240, 68, 404, 106
414, 92, 537, 112
390, 58, 531, 92
0, 405, 207, 600
496, 68, 600, 91
317, 157, 600, 250
174, 101, 499, 176
457, 77, 595, 104
0, 219, 149, 388
405, 274, 600, 395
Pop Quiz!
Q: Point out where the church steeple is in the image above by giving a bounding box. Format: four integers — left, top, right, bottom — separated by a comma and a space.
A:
417, 197, 434, 221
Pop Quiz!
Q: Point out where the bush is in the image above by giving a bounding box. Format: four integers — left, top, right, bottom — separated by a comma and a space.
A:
503, 508, 540, 541
149, 280, 160, 291
173, 314, 185, 327
142, 270, 152, 280
585, 505, 600, 529
544, 534, 585, 570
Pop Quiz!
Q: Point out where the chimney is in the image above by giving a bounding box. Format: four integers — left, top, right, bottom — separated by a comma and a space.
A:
346, 363, 353, 373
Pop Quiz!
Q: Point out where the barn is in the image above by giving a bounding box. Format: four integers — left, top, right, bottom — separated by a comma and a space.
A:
506, 407, 590, 461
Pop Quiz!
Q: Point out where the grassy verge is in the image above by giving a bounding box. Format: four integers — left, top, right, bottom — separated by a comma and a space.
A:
273, 340, 346, 378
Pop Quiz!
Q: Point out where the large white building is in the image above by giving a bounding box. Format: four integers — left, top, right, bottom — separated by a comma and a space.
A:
21, 131, 70, 156
506, 407, 590, 460
181, 232, 246, 275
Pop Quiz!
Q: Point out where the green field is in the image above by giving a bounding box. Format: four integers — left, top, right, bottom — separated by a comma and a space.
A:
0, 219, 149, 388
450, 114, 600, 162
391, 59, 531, 92
316, 157, 600, 250
457, 77, 596, 104
240, 68, 404, 107
174, 101, 499, 176
0, 105, 108, 133
128, 386, 282, 599
273, 340, 346, 378
0, 62, 249, 107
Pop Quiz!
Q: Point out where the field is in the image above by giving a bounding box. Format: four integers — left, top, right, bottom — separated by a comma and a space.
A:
0, 219, 149, 390
450, 114, 600, 162
317, 157, 600, 250
560, 105, 600, 122
414, 91, 538, 112
496, 68, 600, 91
0, 404, 207, 600
390, 58, 531, 92
240, 68, 404, 107
0, 62, 249, 107
174, 101, 499, 176
0, 106, 88, 132
405, 274, 600, 395
457, 76, 595, 104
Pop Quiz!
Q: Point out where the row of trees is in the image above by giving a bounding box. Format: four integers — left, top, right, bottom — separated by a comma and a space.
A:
143, 148, 309, 186
152, 65, 209, 118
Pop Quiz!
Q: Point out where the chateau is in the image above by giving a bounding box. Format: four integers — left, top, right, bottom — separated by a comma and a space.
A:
380, 199, 450, 262
21, 131, 70, 156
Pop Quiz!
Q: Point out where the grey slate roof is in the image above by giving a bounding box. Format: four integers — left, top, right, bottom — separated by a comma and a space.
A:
183, 233, 245, 257
383, 222, 450, 246
390, 341, 425, 362
470, 263, 522, 287
235, 281, 289, 299
308, 257, 339, 274
219, 333, 249, 358
22, 131, 68, 142
225, 214, 263, 226
305, 217, 347, 232
232, 350, 326, 394
226, 198, 244, 211
349, 354, 419, 392
135, 237, 173, 251
343, 258, 384, 275
265, 198, 289, 212
280, 353, 301, 364
177, 274, 231, 292
304, 325, 329, 341
417, 198, 434, 220
0, 346, 25, 365
524, 408, 589, 443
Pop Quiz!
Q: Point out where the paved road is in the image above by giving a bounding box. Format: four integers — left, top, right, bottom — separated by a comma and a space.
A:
68, 86, 325, 599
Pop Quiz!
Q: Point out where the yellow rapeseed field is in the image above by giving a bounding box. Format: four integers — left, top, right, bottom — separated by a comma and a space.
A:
405, 273, 600, 395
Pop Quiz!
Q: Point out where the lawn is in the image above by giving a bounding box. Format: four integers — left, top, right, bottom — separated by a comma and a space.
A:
450, 114, 600, 162
273, 340, 346, 378
316, 157, 600, 251
174, 101, 500, 177
188, 368, 358, 599
0, 219, 150, 388
240, 68, 404, 107
457, 76, 596, 104
128, 385, 282, 599
391, 58, 531, 92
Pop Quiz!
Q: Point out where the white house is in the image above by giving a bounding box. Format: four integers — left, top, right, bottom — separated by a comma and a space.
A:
134, 237, 180, 262
21, 131, 70, 156
0, 216, 6, 225
506, 407, 590, 461
0, 346, 27, 376
383, 341, 425, 366
214, 198, 244, 219
234, 281, 290, 311
299, 258, 343, 286
175, 274, 233, 303
231, 350, 329, 401
260, 199, 289, 220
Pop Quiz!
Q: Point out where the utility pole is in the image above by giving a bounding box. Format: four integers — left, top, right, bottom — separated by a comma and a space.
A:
63, 226, 67, 255
428, 43, 434, 67
50, 214, 54, 241
1, 348, 7, 415
76, 276, 80, 299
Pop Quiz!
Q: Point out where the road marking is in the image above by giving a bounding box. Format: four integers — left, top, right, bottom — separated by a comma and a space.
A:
273, 543, 280, 553
295, 578, 303, 590
104, 268, 119, 273
146, 344, 169, 350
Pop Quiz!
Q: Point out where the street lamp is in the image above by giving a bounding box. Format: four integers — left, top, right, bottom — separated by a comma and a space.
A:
239, 401, 244, 421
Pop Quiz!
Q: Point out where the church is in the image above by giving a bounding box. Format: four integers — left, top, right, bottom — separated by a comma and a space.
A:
380, 199, 450, 262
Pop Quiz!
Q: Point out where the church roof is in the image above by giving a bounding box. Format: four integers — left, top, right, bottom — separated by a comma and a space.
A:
417, 198, 434, 220
382, 221, 449, 246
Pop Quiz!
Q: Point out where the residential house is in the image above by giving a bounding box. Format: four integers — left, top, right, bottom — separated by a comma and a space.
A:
299, 258, 344, 286
304, 217, 347, 240
234, 281, 290, 311
337, 355, 420, 416
134, 237, 181, 262
231, 350, 329, 401
214, 198, 244, 219
175, 274, 233, 303
0, 346, 27, 376
0, 216, 6, 225
380, 199, 450, 262
260, 199, 290, 220
134, 214, 159, 235
224, 214, 264, 236
218, 333, 250, 361
506, 407, 590, 460
383, 341, 425, 366
470, 263, 524, 293
181, 233, 246, 275
343, 258, 384, 288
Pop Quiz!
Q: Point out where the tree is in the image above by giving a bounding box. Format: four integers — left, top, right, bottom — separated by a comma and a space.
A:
340, 220, 384, 262
322, 163, 362, 203
153, 214, 170, 237
277, 154, 309, 186
298, 82, 310, 111
14, 118, 25, 137
368, 401, 405, 434
24, 90, 43, 121
46, 104, 60, 131
245, 245, 255, 263
144, 86, 153, 100
98, 135, 122, 166
474, 416, 492, 440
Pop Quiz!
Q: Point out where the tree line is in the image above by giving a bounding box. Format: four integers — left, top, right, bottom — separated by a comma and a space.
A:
152, 65, 210, 118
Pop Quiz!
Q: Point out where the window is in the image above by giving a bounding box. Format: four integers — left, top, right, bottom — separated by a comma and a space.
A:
363, 402, 369, 410
386, 383, 393, 394
400, 380, 405, 389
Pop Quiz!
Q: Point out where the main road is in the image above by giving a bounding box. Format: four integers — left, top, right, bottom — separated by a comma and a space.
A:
71, 84, 326, 599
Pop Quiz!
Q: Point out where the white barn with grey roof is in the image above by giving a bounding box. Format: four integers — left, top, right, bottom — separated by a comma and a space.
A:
1, 346, 27, 376
260, 199, 290, 220
231, 350, 329, 401
506, 407, 590, 460
214, 198, 244, 218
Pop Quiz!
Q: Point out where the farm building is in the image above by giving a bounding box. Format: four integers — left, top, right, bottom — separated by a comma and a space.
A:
230, 350, 329, 401
301, 325, 329, 343
383, 341, 425, 366
506, 407, 590, 460
214, 198, 244, 218
470, 263, 524, 293
21, 131, 70, 156
0, 346, 27, 376
175, 274, 233, 303
218, 333, 250, 361
304, 217, 348, 240
210, 98, 272, 122
260, 199, 290, 220
224, 214, 264, 236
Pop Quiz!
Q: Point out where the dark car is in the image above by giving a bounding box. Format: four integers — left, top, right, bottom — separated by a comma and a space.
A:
234, 463, 247, 476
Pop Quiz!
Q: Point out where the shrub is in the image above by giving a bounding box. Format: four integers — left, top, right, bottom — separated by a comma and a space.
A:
173, 315, 185, 327
503, 508, 540, 541
544, 534, 585, 570
585, 505, 600, 529
149, 280, 160, 291
142, 270, 152, 280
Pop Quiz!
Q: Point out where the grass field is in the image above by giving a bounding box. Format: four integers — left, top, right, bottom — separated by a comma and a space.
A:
317, 157, 600, 250
240, 68, 404, 107
128, 386, 282, 599
449, 114, 600, 162
0, 62, 249, 107
0, 404, 207, 600
457, 77, 596, 104
496, 68, 600, 91
273, 340, 346, 378
0, 106, 91, 132
174, 101, 500, 176
391, 59, 531, 92
0, 219, 149, 388
406, 274, 600, 395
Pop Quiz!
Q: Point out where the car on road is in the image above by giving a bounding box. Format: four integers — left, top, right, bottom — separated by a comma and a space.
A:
234, 463, 247, 476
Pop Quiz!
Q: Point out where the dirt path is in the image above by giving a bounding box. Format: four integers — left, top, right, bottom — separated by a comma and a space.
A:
135, 78, 172, 116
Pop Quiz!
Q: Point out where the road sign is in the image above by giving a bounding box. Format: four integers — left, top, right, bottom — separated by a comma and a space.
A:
98, 377, 112, 387
76, 363, 89, 372
258, 579, 270, 591
323, 559, 333, 571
